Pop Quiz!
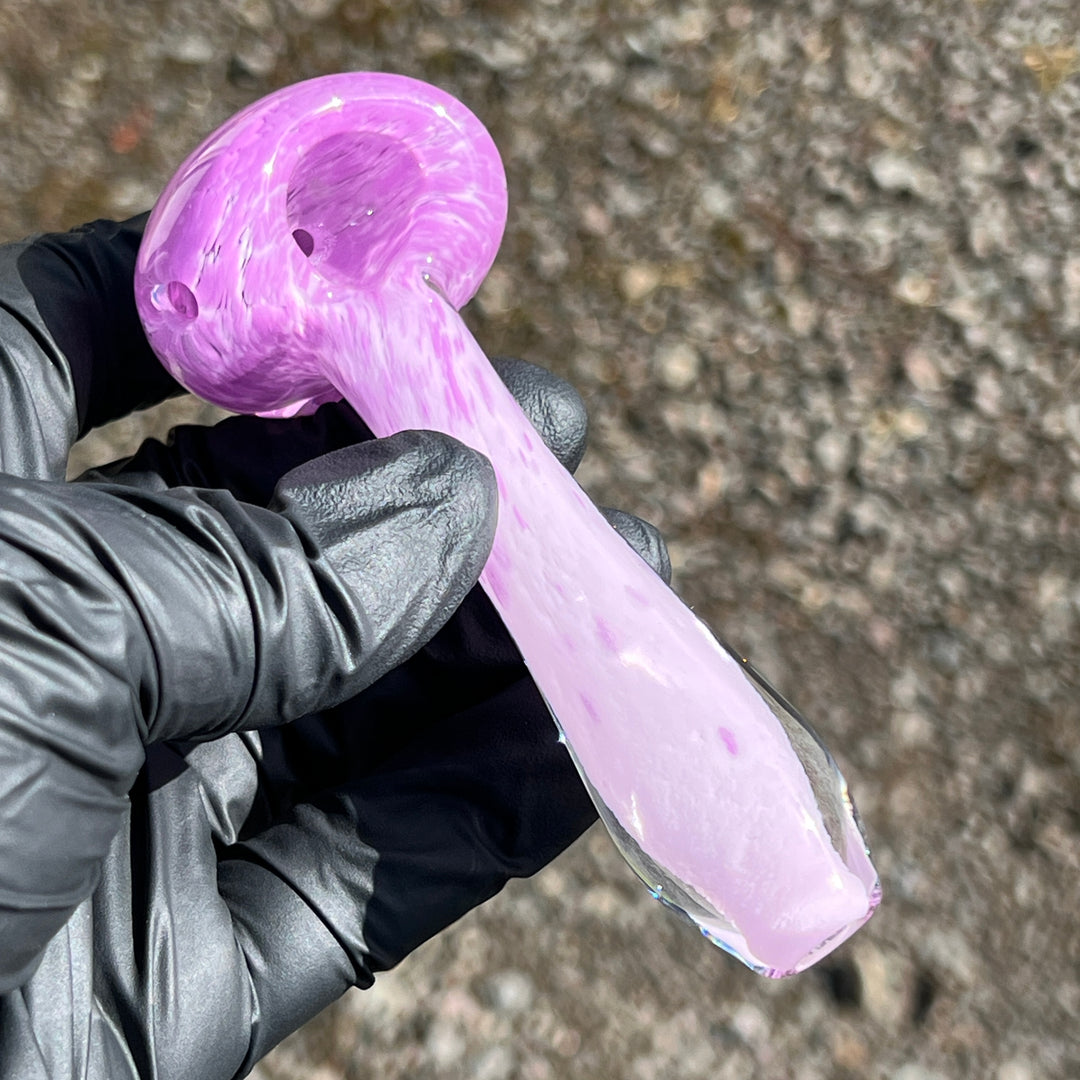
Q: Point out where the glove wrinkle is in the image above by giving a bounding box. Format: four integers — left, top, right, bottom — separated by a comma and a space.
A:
87, 745, 257, 1080
0, 245, 78, 481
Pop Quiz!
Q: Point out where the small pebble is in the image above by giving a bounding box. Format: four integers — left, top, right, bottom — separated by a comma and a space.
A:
483, 971, 535, 1014
655, 341, 701, 391
287, 0, 340, 19
996, 1062, 1033, 1080
0, 71, 12, 122
620, 262, 662, 302
165, 33, 216, 64
473, 1045, 516, 1080
425, 1020, 466, 1068
869, 150, 943, 203
813, 429, 850, 474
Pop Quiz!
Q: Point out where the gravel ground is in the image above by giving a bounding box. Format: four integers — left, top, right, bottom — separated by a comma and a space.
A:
3, 1, 1080, 1077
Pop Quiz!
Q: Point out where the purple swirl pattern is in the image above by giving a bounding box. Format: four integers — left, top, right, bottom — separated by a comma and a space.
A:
135, 72, 879, 976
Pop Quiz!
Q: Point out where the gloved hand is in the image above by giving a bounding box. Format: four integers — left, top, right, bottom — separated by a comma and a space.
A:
0, 217, 671, 1080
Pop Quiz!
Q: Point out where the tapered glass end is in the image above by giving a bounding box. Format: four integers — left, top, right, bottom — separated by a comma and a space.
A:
551, 649, 880, 977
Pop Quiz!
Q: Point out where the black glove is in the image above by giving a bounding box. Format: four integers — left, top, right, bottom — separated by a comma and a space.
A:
0, 218, 670, 1080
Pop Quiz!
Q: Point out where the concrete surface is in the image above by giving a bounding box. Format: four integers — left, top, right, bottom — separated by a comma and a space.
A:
1, 0, 1078, 1077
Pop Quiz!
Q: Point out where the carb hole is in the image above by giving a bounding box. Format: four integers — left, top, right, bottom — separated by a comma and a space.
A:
292, 228, 314, 257
154, 280, 199, 319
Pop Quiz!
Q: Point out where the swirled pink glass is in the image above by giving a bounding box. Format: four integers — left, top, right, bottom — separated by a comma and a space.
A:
134, 72, 879, 976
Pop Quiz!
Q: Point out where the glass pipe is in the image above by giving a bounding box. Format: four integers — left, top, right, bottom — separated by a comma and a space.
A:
134, 72, 880, 976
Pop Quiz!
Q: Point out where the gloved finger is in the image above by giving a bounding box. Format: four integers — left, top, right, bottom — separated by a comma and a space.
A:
489, 356, 588, 473
0, 218, 182, 483
600, 507, 673, 584
0, 433, 494, 990
212, 671, 594, 1072
79, 357, 590, 503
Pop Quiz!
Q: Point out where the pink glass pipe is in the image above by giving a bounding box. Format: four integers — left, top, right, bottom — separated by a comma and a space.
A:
134, 73, 879, 976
